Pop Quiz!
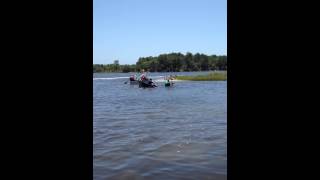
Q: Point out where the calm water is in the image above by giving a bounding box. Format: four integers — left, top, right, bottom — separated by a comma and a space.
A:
93, 72, 227, 180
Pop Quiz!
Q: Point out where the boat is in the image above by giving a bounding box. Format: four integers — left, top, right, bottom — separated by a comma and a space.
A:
127, 73, 157, 88
164, 75, 175, 87
165, 82, 171, 87
138, 78, 157, 88
164, 80, 174, 87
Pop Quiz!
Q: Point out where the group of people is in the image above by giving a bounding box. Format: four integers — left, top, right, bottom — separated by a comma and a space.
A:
129, 69, 148, 81
129, 69, 177, 87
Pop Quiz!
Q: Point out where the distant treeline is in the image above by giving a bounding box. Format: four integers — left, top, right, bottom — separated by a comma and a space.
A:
93, 64, 136, 73
93, 52, 227, 73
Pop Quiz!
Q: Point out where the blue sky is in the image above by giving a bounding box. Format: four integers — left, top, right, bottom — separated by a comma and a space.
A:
93, 0, 227, 64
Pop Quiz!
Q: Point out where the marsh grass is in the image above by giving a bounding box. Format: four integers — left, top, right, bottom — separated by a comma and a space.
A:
176, 71, 227, 81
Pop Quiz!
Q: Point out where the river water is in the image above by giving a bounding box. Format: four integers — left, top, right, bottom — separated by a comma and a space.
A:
93, 72, 227, 180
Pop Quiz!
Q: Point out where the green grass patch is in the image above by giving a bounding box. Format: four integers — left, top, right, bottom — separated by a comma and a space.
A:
176, 71, 227, 81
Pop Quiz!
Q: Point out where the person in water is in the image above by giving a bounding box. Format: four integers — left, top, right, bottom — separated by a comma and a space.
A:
165, 79, 170, 86
139, 69, 147, 81
129, 75, 135, 81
